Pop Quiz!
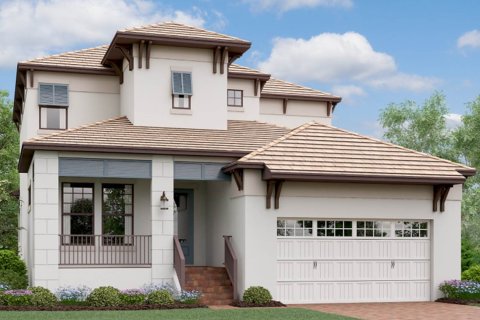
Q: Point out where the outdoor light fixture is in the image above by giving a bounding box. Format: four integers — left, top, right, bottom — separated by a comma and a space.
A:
160, 191, 169, 210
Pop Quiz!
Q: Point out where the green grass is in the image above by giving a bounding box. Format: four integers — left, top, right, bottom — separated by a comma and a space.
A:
0, 307, 355, 320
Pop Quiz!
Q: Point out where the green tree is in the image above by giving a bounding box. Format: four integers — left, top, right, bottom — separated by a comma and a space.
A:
378, 91, 458, 161
0, 90, 19, 251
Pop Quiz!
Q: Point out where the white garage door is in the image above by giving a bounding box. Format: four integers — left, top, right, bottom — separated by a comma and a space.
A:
277, 219, 430, 304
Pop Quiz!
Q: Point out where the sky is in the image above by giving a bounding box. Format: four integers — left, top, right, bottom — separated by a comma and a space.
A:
0, 0, 479, 137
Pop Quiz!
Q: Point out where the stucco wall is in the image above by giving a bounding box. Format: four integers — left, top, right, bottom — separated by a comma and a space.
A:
19, 71, 120, 144
226, 78, 260, 121
241, 169, 462, 301
259, 98, 332, 128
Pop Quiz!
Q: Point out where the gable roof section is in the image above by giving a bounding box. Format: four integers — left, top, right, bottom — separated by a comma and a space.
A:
228, 64, 270, 80
224, 122, 475, 185
18, 117, 290, 172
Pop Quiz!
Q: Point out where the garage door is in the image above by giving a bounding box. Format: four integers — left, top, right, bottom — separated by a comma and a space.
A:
277, 219, 430, 304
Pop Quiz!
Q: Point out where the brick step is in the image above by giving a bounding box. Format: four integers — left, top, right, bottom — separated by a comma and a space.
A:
201, 299, 234, 306
185, 266, 234, 305
186, 279, 232, 286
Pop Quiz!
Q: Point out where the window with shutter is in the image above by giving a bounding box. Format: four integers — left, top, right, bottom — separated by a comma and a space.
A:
39, 83, 69, 106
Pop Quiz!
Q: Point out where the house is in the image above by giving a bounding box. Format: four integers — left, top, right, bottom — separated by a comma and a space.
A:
13, 22, 475, 305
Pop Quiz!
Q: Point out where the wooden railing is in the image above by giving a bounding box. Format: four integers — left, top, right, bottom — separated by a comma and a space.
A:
173, 235, 186, 289
59, 235, 151, 266
223, 235, 238, 301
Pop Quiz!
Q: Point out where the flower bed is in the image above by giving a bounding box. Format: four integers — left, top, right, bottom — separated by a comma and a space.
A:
231, 300, 286, 308
437, 279, 480, 305
0, 302, 207, 311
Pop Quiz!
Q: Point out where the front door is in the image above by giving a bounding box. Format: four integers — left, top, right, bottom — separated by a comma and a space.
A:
174, 189, 194, 265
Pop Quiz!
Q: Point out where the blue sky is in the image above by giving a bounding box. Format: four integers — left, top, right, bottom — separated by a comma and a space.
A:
0, 0, 479, 137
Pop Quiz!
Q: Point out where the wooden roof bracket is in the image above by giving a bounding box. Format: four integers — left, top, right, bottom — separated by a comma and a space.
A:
146, 41, 152, 69
283, 99, 288, 114
433, 184, 452, 212
106, 61, 124, 84
232, 169, 244, 191
116, 45, 134, 71
29, 69, 34, 88
260, 80, 266, 91
266, 180, 284, 209
213, 46, 221, 74
266, 180, 275, 209
220, 46, 229, 74
18, 71, 26, 87
274, 180, 284, 209
138, 40, 145, 69
327, 101, 333, 117
254, 78, 259, 96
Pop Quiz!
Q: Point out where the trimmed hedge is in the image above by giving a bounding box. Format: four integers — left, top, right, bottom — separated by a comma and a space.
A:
0, 251, 28, 289
86, 287, 121, 307
120, 289, 146, 305
243, 286, 272, 304
147, 290, 174, 305
462, 265, 480, 283
30, 287, 57, 306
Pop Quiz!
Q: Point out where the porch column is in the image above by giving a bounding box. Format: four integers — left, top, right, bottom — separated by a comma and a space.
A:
151, 156, 175, 284
32, 151, 60, 290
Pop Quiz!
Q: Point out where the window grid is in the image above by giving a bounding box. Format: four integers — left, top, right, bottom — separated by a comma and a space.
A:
227, 89, 243, 107
277, 219, 429, 239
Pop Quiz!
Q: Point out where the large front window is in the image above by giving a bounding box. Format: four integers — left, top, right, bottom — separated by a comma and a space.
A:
102, 184, 133, 243
62, 183, 94, 244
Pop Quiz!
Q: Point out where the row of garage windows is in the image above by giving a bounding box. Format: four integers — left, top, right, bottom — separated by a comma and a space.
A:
277, 219, 429, 239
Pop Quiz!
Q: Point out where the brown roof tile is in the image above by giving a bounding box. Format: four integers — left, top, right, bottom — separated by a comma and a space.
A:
229, 122, 475, 184
261, 78, 341, 102
120, 22, 250, 44
19, 117, 290, 172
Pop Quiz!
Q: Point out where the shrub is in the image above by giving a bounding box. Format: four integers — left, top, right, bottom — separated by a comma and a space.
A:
120, 289, 146, 305
0, 251, 28, 290
86, 286, 121, 307
243, 286, 272, 304
0, 289, 33, 305
55, 286, 91, 304
142, 283, 175, 295
462, 265, 480, 283
175, 290, 201, 304
0, 283, 9, 292
439, 280, 480, 300
30, 287, 57, 306
147, 290, 174, 305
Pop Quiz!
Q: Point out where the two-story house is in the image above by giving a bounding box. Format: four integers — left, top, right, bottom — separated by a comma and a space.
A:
13, 22, 475, 305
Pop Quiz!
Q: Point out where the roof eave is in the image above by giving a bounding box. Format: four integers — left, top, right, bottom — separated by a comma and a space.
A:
228, 72, 271, 81
260, 93, 342, 103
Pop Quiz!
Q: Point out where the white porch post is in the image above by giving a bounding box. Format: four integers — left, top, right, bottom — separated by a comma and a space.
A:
151, 156, 175, 284
32, 151, 60, 290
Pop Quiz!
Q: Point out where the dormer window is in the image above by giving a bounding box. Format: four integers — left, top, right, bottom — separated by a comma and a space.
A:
172, 72, 192, 109
38, 83, 68, 130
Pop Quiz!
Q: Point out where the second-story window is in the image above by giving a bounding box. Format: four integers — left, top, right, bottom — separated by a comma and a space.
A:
39, 83, 68, 130
171, 72, 192, 109
227, 89, 243, 107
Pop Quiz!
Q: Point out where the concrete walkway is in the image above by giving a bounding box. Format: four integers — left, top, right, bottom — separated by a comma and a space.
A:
291, 302, 480, 320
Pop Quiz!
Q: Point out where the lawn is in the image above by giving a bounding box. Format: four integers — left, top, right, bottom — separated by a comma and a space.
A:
0, 307, 355, 320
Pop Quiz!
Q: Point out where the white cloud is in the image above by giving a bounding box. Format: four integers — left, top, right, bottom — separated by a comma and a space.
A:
0, 0, 211, 68
258, 32, 438, 93
244, 0, 353, 12
445, 113, 463, 130
457, 30, 480, 49
331, 85, 365, 104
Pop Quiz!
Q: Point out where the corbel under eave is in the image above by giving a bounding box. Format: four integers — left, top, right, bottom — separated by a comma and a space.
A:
433, 185, 452, 212
266, 180, 284, 209
232, 169, 244, 191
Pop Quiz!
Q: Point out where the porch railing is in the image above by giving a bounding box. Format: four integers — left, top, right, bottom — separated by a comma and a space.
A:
59, 235, 151, 266
223, 235, 238, 301
173, 235, 186, 289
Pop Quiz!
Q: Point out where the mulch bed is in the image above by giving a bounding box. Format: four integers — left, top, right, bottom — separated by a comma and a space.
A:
0, 302, 207, 311
436, 298, 480, 306
231, 300, 286, 308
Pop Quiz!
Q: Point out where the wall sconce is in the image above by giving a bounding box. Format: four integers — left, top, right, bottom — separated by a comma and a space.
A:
160, 191, 169, 210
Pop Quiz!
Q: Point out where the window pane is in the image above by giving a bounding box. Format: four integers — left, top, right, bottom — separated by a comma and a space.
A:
277, 220, 285, 228
335, 221, 343, 228
103, 215, 125, 235
294, 229, 303, 237
304, 221, 313, 228
318, 221, 325, 228
70, 198, 93, 214
357, 229, 365, 237
228, 90, 235, 98
344, 221, 352, 228
366, 221, 373, 228
305, 229, 313, 236
335, 229, 343, 237
327, 229, 334, 237
420, 230, 428, 237
357, 221, 365, 228
46, 108, 61, 129
317, 229, 325, 237
286, 228, 294, 236
235, 90, 242, 98
420, 222, 428, 229
277, 229, 285, 236
344, 229, 352, 237
286, 220, 295, 228
70, 215, 93, 235
228, 98, 235, 105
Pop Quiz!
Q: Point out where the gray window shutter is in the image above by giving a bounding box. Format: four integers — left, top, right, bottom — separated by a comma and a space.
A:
39, 84, 54, 105
54, 85, 69, 106
182, 73, 192, 95
172, 72, 183, 94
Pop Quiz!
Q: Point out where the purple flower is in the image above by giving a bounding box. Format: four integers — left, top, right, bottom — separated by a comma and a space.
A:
3, 290, 33, 296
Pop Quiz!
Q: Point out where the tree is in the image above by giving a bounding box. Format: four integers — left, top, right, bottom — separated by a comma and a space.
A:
0, 90, 19, 251
378, 91, 458, 161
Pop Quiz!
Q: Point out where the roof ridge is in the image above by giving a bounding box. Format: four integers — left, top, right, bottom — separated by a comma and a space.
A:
230, 63, 266, 73
20, 45, 109, 63
28, 116, 128, 143
267, 77, 336, 97
240, 121, 316, 161
309, 121, 474, 172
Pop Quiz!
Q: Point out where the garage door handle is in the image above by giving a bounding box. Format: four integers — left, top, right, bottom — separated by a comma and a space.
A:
391, 261, 395, 269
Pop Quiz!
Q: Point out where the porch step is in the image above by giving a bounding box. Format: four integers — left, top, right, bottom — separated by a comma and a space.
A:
185, 266, 234, 305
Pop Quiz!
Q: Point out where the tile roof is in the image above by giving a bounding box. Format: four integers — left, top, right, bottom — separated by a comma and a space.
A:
120, 22, 250, 44
19, 117, 289, 171
19, 45, 111, 72
229, 121, 475, 184
228, 64, 270, 78
261, 78, 341, 101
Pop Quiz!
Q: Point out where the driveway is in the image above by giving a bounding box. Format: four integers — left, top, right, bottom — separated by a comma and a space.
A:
291, 302, 480, 320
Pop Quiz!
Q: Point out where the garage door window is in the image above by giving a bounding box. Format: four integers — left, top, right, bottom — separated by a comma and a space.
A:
395, 221, 428, 238
317, 220, 352, 237
277, 219, 313, 237
357, 221, 391, 237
